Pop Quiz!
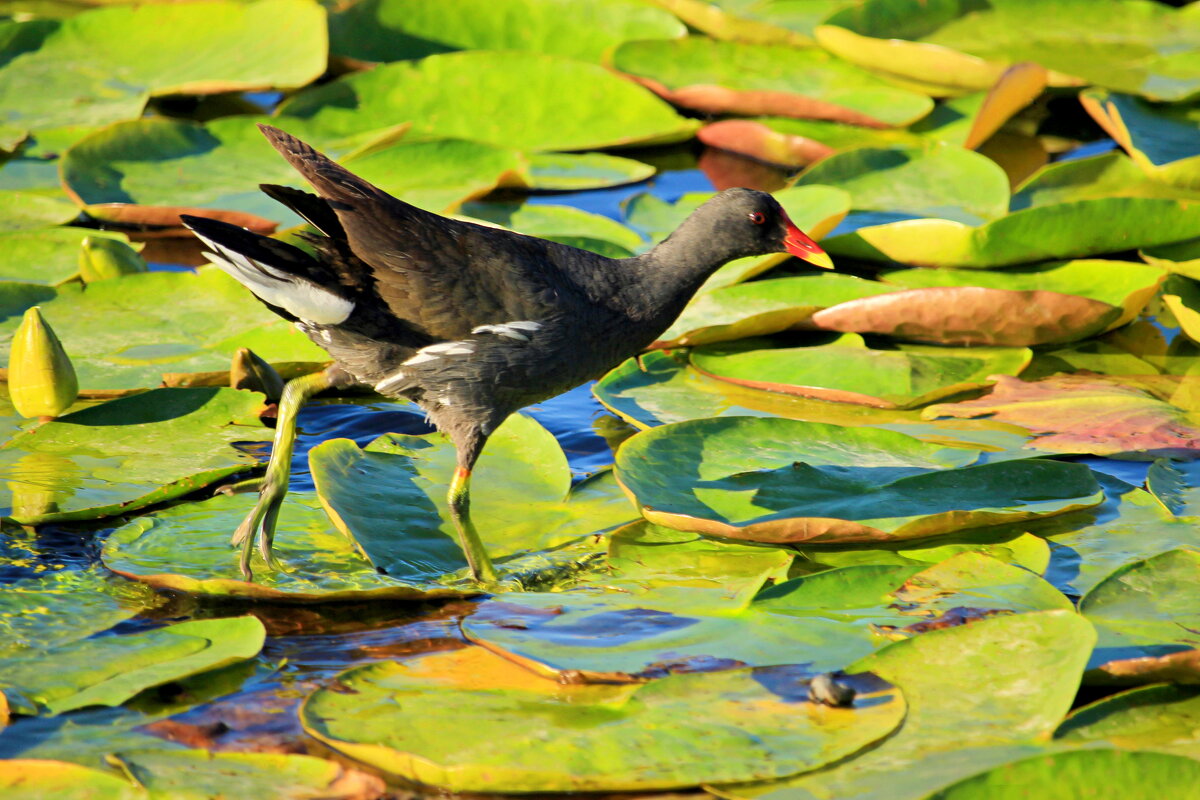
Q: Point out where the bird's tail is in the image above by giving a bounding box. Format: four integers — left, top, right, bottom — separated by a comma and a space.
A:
180, 215, 355, 326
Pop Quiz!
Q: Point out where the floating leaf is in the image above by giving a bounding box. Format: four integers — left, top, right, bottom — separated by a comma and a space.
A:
0, 267, 328, 392
0, 387, 269, 524
924, 374, 1200, 459
0, 190, 77, 232
811, 260, 1166, 346
825, 196, 1200, 268
644, 0, 848, 44
312, 414, 634, 581
1081, 89, 1200, 191
614, 416, 1100, 544
520, 151, 655, 191
464, 551, 1068, 682
0, 228, 135, 286
0, 616, 264, 716
698, 63, 1045, 167
0, 569, 161, 661
799, 531, 1051, 575
0, 0, 327, 147
722, 610, 1095, 800
925, 749, 1200, 799
302, 645, 904, 792
329, 0, 684, 63
794, 144, 1010, 225
1011, 152, 1200, 211
460, 201, 645, 254
1056, 684, 1200, 755
0, 760, 142, 800
612, 37, 933, 127
594, 350, 925, 429
1079, 549, 1200, 680
818, 0, 1200, 101
654, 274, 896, 348
690, 335, 1031, 408
279, 50, 699, 152
112, 749, 384, 800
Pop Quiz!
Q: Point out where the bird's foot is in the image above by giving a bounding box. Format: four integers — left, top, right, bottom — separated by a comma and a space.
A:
215, 477, 265, 497
231, 476, 287, 580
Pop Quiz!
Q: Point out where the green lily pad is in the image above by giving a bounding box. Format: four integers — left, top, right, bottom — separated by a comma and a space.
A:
1143, 237, 1200, 284
798, 530, 1052, 575
521, 151, 655, 191
0, 190, 77, 231
1161, 274, 1200, 346
0, 387, 268, 525
690, 334, 1032, 408
818, 0, 1200, 101
925, 749, 1200, 799
1079, 548, 1200, 673
594, 350, 927, 429
0, 0, 327, 148
612, 37, 933, 127
102, 491, 453, 602
0, 760, 142, 800
621, 185, 849, 290
1081, 89, 1200, 191
655, 274, 897, 348
924, 374, 1200, 459
1056, 684, 1200, 756
825, 196, 1200, 268
301, 645, 904, 792
0, 569, 161, 661
311, 414, 634, 581
815, 260, 1166, 346
460, 201, 645, 254
614, 416, 1101, 544
62, 117, 523, 228
795, 144, 1009, 225
645, 0, 852, 44
329, 0, 684, 63
1011, 152, 1200, 212
1147, 458, 1200, 517
698, 62, 1046, 167
0, 616, 264, 716
0, 228, 134, 286
464, 551, 1069, 682
278, 50, 699, 152
0, 267, 328, 391
111, 749, 383, 800
721, 610, 1095, 800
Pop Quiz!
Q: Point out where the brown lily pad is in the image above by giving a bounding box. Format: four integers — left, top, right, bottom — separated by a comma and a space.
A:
1084, 648, 1200, 686
924, 374, 1200, 459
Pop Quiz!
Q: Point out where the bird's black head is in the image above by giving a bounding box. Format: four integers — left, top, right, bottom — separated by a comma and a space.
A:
686, 188, 833, 268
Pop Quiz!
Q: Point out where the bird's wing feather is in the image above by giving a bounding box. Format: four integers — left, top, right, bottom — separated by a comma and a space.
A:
258, 125, 572, 339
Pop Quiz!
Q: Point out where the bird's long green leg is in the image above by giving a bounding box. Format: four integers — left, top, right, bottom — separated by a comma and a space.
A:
447, 465, 498, 585
233, 368, 337, 579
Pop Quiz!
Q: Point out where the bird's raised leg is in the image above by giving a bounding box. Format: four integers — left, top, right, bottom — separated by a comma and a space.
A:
447, 461, 498, 585
233, 367, 341, 579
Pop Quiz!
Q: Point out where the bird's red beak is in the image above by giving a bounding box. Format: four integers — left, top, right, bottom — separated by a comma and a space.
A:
782, 213, 834, 269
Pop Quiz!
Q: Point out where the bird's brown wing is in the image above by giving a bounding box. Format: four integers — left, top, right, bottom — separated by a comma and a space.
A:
258, 124, 564, 339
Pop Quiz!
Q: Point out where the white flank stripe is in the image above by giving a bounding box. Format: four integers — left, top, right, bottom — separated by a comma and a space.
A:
402, 352, 439, 366
374, 371, 407, 394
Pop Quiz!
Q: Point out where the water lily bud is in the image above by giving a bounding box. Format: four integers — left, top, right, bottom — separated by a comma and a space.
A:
230, 347, 285, 402
8, 307, 78, 419
78, 236, 146, 282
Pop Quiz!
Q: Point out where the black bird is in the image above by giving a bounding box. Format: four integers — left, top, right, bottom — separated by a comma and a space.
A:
182, 124, 833, 582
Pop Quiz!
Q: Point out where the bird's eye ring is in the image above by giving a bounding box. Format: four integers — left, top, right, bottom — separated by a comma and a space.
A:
748, 211, 766, 225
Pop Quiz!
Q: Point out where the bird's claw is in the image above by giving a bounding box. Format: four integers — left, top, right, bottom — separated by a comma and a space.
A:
231, 479, 287, 580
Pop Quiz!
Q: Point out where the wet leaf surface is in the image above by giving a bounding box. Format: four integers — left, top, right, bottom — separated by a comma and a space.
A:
925, 374, 1200, 459
1, 616, 264, 716
301, 645, 904, 792
690, 334, 1031, 408
1056, 684, 1200, 755
0, 228, 134, 286
1081, 89, 1200, 190
718, 610, 1095, 800
278, 50, 699, 152
0, 268, 328, 391
329, 0, 683, 64
0, 388, 268, 524
615, 416, 1100, 544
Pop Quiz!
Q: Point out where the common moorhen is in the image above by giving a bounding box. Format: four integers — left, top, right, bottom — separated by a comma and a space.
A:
182, 124, 833, 582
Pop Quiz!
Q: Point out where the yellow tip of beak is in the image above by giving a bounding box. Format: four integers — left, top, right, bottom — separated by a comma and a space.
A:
805, 250, 835, 270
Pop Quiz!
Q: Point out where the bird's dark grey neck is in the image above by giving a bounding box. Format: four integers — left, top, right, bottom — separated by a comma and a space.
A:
621, 216, 749, 319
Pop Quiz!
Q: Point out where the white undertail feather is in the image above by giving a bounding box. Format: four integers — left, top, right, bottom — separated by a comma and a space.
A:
471, 321, 542, 342
373, 370, 407, 394
195, 234, 354, 326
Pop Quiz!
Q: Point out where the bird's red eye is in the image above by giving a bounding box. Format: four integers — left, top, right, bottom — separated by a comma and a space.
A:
749, 211, 766, 225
